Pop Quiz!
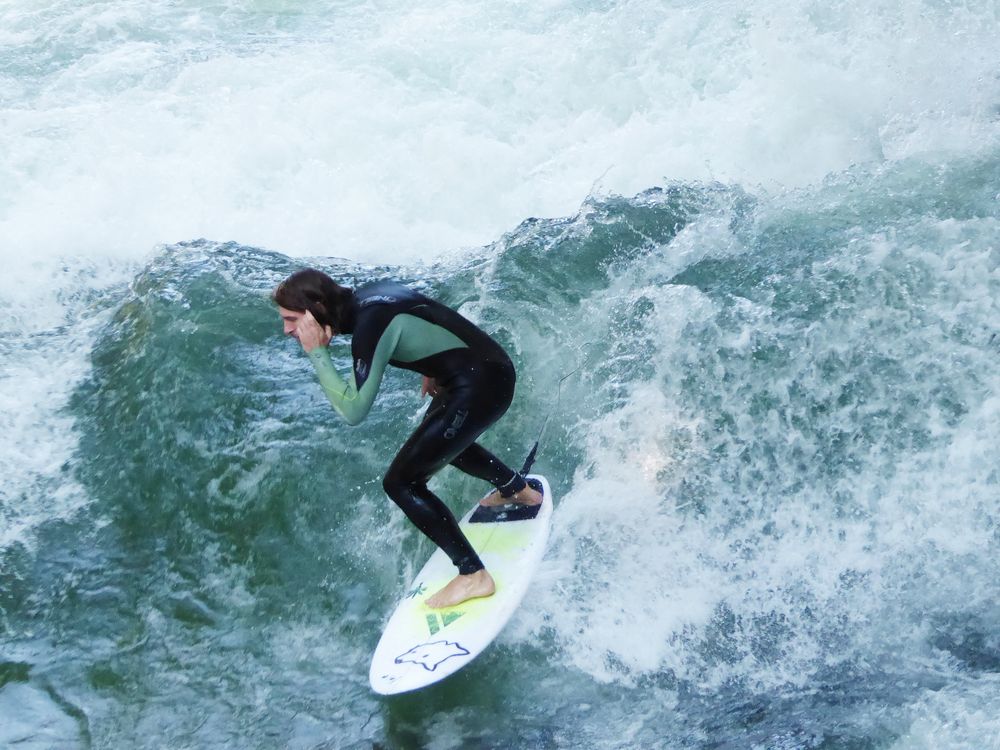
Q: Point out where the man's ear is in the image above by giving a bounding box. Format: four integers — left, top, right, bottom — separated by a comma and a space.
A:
310, 301, 329, 324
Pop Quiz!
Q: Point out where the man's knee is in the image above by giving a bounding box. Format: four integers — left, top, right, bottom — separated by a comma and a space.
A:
382, 470, 404, 502
382, 467, 425, 506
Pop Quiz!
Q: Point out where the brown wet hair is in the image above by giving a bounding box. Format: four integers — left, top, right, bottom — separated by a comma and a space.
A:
272, 268, 355, 331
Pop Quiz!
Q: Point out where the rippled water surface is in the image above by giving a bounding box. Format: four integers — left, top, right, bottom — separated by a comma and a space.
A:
3, 1, 1000, 747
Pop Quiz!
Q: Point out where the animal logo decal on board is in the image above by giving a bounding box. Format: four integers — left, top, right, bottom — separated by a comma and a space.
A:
395, 640, 470, 671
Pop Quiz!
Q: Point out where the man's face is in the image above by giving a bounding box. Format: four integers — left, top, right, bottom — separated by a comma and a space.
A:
278, 306, 306, 340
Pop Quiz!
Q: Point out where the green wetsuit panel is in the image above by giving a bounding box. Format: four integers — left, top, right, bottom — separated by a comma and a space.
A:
308, 314, 468, 425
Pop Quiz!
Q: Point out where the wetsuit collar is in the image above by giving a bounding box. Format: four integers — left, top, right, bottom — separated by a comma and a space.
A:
339, 295, 358, 334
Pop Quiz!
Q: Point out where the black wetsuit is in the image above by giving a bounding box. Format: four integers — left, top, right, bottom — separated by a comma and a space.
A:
306, 281, 527, 574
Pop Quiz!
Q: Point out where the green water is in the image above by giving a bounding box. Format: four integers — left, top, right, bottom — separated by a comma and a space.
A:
5, 156, 1000, 746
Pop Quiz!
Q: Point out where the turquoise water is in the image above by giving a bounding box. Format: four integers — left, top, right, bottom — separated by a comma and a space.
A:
3, 1, 1000, 748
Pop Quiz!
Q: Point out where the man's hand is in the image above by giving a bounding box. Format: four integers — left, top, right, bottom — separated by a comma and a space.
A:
297, 311, 333, 353
421, 376, 439, 398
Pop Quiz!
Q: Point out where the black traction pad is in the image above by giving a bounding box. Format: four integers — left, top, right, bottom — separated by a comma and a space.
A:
468, 477, 544, 524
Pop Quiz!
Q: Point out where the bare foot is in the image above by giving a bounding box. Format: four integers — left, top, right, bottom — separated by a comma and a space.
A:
425, 569, 496, 609
479, 484, 543, 508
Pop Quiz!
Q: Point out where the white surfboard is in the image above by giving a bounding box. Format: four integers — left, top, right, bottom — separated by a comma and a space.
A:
369, 474, 552, 695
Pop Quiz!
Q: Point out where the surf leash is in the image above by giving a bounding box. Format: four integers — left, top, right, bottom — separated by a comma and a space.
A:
520, 365, 581, 475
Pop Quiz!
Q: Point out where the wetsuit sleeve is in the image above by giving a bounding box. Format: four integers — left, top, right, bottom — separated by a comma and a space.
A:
306, 319, 402, 425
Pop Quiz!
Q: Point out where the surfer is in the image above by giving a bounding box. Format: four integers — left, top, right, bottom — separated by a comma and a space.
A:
274, 269, 542, 609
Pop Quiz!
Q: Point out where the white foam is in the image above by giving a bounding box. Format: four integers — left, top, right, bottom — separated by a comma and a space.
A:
2, 0, 998, 268
891, 676, 1000, 750
515, 200, 1000, 693
0, 290, 111, 555
0, 682, 81, 749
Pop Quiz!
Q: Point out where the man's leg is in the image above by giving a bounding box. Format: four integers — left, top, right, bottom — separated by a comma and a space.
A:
450, 443, 542, 507
443, 360, 541, 506
382, 381, 505, 608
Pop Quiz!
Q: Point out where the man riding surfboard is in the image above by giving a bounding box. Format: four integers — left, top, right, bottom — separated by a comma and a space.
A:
274, 269, 541, 608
